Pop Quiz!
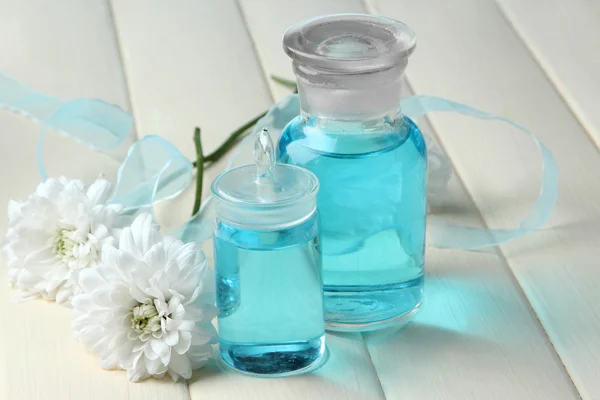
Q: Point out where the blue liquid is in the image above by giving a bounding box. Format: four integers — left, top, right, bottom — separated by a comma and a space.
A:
214, 213, 325, 376
278, 116, 427, 331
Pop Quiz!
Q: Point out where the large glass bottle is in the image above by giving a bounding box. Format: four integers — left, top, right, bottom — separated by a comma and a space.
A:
279, 14, 427, 332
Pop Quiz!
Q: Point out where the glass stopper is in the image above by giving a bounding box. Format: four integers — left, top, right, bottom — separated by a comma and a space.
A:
253, 128, 276, 184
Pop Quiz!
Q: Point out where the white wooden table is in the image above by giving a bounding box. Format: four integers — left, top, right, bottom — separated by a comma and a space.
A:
1, 1, 599, 399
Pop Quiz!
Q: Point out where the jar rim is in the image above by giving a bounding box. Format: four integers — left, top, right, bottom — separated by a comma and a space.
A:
211, 163, 319, 209
283, 14, 416, 74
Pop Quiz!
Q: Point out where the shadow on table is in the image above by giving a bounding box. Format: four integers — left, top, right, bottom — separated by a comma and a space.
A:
188, 334, 384, 399
362, 321, 485, 346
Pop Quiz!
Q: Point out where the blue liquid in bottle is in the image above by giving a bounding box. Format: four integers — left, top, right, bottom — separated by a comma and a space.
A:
278, 116, 427, 331
215, 212, 325, 376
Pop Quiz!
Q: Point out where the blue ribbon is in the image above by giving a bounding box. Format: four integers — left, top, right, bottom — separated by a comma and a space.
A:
110, 135, 193, 212
0, 73, 557, 250
227, 94, 558, 251
402, 96, 558, 249
0, 73, 133, 180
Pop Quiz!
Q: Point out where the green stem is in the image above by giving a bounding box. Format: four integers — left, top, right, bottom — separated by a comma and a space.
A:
192, 127, 204, 216
271, 75, 297, 90
193, 111, 266, 167
192, 75, 298, 169
188, 75, 299, 217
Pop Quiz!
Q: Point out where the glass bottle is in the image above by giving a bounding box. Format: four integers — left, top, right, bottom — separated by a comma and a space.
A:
279, 14, 427, 332
212, 129, 325, 376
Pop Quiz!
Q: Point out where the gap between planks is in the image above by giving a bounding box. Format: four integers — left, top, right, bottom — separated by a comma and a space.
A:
403, 77, 583, 398
234, 0, 275, 107
372, 0, 593, 395
234, 0, 389, 397
491, 0, 600, 155
107, 0, 139, 140
105, 1, 188, 398
364, 0, 580, 394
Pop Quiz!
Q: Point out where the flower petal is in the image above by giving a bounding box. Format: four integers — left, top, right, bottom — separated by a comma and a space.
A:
55, 285, 73, 305
167, 296, 181, 315
92, 288, 115, 308
78, 269, 106, 293
145, 355, 163, 375
118, 227, 140, 257
129, 285, 148, 304
7, 200, 23, 223
188, 344, 214, 360
99, 355, 119, 370
86, 179, 113, 206
146, 270, 170, 301
23, 246, 55, 268
130, 213, 161, 254
160, 344, 172, 366
177, 320, 196, 332
120, 251, 149, 281
127, 357, 150, 382
168, 353, 192, 380
165, 330, 179, 347
143, 243, 166, 273
35, 178, 67, 199
150, 338, 169, 359
144, 344, 159, 360
71, 293, 96, 311
174, 333, 190, 355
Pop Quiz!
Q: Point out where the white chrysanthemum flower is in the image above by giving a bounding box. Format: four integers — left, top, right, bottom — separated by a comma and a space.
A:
3, 177, 126, 305
71, 213, 217, 382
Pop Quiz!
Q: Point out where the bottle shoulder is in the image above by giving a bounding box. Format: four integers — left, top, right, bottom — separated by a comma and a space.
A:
282, 115, 422, 135
279, 115, 426, 157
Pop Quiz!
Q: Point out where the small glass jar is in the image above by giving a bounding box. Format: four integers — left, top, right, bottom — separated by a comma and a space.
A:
212, 130, 325, 376
280, 14, 427, 332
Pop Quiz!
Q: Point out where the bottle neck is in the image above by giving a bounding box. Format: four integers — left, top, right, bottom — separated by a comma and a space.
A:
294, 61, 406, 122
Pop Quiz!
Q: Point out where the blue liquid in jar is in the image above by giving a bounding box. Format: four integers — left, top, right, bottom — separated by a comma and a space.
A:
214, 212, 325, 376
278, 116, 427, 331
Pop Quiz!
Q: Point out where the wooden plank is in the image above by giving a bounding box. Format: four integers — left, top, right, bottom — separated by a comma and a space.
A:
109, 0, 272, 160
0, 119, 127, 400
364, 119, 579, 400
110, 0, 274, 232
0, 0, 129, 109
0, 0, 135, 157
110, 1, 386, 398
494, 0, 600, 147
239, 0, 367, 101
240, 0, 580, 398
0, 1, 188, 399
0, 285, 5, 400
363, 179, 579, 400
373, 0, 600, 397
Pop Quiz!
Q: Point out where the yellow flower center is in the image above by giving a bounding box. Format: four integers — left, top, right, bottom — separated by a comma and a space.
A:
131, 303, 161, 335
53, 228, 77, 261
